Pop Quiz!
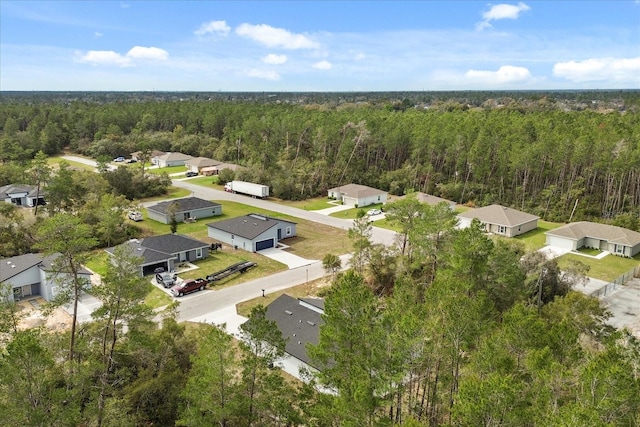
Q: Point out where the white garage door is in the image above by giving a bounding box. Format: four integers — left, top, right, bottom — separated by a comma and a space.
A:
547, 236, 575, 250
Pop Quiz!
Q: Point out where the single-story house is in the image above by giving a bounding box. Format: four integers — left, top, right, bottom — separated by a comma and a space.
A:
327, 183, 388, 207
0, 253, 92, 302
545, 222, 640, 258
130, 150, 166, 162
207, 213, 297, 252
185, 157, 221, 174
201, 163, 244, 176
106, 234, 210, 276
457, 204, 539, 237
152, 152, 193, 168
146, 197, 222, 224
414, 192, 456, 210
262, 294, 324, 368
0, 184, 46, 207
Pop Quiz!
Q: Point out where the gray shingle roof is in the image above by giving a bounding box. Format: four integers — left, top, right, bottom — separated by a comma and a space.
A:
147, 197, 221, 215
264, 294, 324, 366
1, 252, 90, 282
106, 241, 175, 266
207, 214, 295, 240
327, 183, 386, 198
546, 221, 640, 246
457, 204, 539, 227
0, 184, 46, 199
155, 152, 193, 162
139, 234, 209, 254
185, 157, 221, 168
414, 192, 454, 206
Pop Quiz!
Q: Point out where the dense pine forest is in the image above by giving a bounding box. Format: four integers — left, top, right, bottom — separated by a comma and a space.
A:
1, 90, 639, 224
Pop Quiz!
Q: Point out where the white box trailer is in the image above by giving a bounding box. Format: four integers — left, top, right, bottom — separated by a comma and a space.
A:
224, 180, 269, 198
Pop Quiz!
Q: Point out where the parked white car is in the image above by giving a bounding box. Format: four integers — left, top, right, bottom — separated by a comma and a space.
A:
128, 211, 143, 221
367, 209, 382, 216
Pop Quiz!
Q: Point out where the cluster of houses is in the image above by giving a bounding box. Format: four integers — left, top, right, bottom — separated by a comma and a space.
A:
130, 150, 243, 176
2, 175, 640, 314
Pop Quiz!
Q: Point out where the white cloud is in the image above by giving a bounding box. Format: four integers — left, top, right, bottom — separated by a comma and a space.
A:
312, 60, 332, 70
477, 2, 530, 30
126, 46, 168, 60
236, 23, 319, 49
76, 46, 168, 67
262, 54, 287, 65
553, 57, 640, 83
94, 32, 103, 38
194, 20, 231, 37
354, 52, 366, 61
76, 50, 132, 67
246, 69, 281, 80
465, 65, 532, 83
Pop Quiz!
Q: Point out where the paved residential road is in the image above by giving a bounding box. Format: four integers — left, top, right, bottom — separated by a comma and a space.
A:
62, 155, 397, 321
170, 179, 398, 247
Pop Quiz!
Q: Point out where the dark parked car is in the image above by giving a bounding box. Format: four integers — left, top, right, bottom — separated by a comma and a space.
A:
185, 171, 198, 177
170, 278, 208, 297
155, 272, 177, 288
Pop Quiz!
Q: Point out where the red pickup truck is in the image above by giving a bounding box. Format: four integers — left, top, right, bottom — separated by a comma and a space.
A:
170, 278, 208, 297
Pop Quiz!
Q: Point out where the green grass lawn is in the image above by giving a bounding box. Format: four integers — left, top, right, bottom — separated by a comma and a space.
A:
144, 285, 173, 309
273, 197, 336, 211
135, 186, 191, 205
514, 220, 563, 252
47, 156, 96, 171
329, 203, 385, 220
85, 250, 109, 276
145, 165, 188, 175
176, 250, 286, 287
557, 252, 640, 282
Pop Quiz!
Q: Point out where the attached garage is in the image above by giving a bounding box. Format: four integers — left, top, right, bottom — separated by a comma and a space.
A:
546, 235, 576, 250
255, 239, 275, 251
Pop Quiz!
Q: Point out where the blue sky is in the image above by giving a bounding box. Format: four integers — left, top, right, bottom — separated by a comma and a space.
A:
1, 1, 639, 91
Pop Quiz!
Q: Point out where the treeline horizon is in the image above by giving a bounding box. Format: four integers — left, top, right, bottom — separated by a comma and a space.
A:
1, 91, 639, 227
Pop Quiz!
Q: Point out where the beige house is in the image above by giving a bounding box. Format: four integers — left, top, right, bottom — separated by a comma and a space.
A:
185, 157, 221, 174
457, 204, 539, 237
201, 163, 243, 176
414, 192, 456, 210
545, 222, 640, 257
327, 184, 387, 207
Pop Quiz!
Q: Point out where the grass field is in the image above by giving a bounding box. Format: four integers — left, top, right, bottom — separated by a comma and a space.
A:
146, 165, 188, 175
273, 197, 336, 211
48, 156, 96, 171
557, 252, 640, 282
513, 220, 563, 252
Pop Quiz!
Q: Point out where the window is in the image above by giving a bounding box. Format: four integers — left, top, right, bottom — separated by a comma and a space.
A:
286, 226, 292, 236
196, 248, 203, 259
498, 225, 507, 234
615, 244, 625, 254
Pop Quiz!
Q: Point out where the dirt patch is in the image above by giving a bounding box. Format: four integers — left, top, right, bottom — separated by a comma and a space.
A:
17, 297, 72, 332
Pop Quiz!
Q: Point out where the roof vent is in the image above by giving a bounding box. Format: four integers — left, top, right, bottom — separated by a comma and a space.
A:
298, 341, 301, 345
307, 321, 315, 326
285, 310, 293, 315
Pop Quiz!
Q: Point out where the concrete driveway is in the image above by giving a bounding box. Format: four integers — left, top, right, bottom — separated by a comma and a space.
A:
315, 204, 353, 215
258, 247, 317, 269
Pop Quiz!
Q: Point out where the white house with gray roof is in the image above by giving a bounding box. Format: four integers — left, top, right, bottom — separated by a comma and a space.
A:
207, 213, 297, 252
152, 152, 193, 168
146, 197, 222, 224
106, 234, 210, 276
457, 204, 539, 237
327, 183, 387, 207
545, 222, 640, 258
0, 253, 92, 302
0, 184, 46, 207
